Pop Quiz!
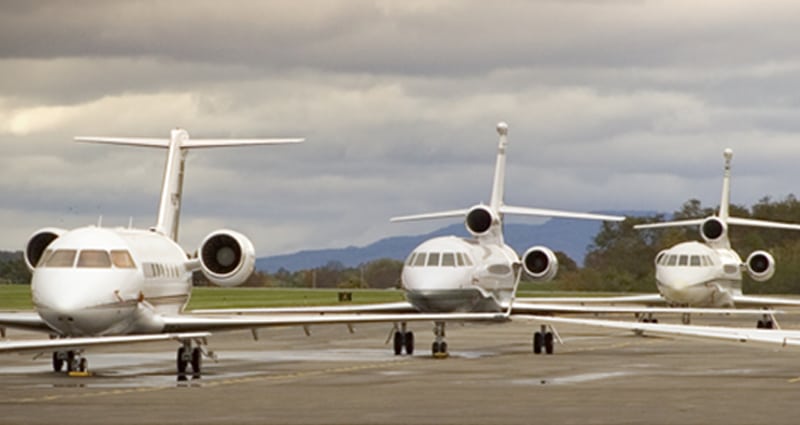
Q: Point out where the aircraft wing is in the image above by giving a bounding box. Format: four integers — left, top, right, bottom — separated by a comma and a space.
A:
732, 295, 800, 308
507, 302, 780, 316
522, 315, 800, 350
514, 294, 666, 305
191, 301, 416, 315
0, 332, 210, 354
0, 312, 53, 333
162, 312, 507, 333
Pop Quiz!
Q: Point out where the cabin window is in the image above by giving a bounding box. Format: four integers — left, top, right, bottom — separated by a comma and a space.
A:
77, 250, 112, 268
690, 255, 701, 266
413, 253, 427, 267
678, 255, 688, 266
666, 255, 678, 266
441, 253, 456, 267
110, 250, 136, 269
44, 249, 77, 268
427, 253, 440, 267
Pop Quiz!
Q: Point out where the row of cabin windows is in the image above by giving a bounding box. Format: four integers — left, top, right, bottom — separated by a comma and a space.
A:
657, 253, 716, 267
142, 262, 183, 279
406, 252, 474, 268
39, 249, 136, 269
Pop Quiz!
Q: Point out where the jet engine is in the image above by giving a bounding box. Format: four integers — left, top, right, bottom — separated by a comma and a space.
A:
197, 230, 256, 287
465, 205, 498, 236
522, 246, 559, 282
745, 250, 775, 282
24, 227, 65, 271
700, 217, 727, 243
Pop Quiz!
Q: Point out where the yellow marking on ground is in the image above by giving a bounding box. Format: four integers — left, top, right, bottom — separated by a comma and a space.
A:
787, 376, 800, 384
6, 360, 413, 404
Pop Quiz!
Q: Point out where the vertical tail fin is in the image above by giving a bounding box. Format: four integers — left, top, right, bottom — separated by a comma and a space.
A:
489, 122, 509, 213
75, 129, 303, 241
719, 148, 733, 221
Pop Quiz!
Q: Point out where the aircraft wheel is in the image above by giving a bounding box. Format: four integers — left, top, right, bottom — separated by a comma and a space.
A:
52, 352, 64, 372
79, 358, 88, 373
757, 320, 765, 329
191, 347, 202, 374
66, 351, 76, 372
393, 331, 403, 355
766, 320, 775, 329
404, 332, 414, 355
177, 347, 188, 374
544, 332, 554, 355
533, 331, 543, 354
432, 341, 439, 356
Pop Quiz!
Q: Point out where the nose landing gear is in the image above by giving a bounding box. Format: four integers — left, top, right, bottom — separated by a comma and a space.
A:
177, 338, 210, 380
52, 350, 89, 375
432, 321, 448, 358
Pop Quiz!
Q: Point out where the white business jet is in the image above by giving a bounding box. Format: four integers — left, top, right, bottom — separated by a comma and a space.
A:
633, 148, 800, 326
4, 129, 505, 376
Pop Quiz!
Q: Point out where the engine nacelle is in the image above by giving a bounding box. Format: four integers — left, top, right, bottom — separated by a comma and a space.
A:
522, 246, 559, 282
197, 230, 256, 287
700, 217, 727, 243
465, 205, 498, 236
745, 250, 775, 282
24, 227, 66, 271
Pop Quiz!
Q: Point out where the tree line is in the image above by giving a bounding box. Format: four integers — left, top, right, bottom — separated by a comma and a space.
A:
5, 194, 800, 293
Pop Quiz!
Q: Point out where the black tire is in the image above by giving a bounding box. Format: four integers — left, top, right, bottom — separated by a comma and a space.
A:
191, 347, 202, 374
757, 320, 765, 329
766, 320, 775, 329
177, 347, 187, 374
440, 342, 447, 355
404, 332, 415, 355
652, 319, 658, 324
544, 332, 554, 355
432, 341, 439, 356
393, 331, 403, 355
79, 358, 88, 372
52, 352, 63, 372
533, 332, 543, 354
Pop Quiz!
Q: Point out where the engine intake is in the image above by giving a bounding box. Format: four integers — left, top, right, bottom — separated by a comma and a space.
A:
745, 250, 775, 282
465, 206, 497, 236
24, 228, 65, 271
198, 230, 256, 287
700, 217, 727, 243
522, 246, 559, 282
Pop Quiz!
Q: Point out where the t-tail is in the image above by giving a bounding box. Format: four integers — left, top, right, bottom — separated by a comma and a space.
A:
634, 148, 800, 249
75, 128, 304, 241
390, 122, 624, 245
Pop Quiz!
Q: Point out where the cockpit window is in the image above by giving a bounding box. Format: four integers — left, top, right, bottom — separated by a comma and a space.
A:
463, 254, 474, 266
37, 249, 54, 267
690, 255, 701, 266
456, 253, 465, 267
77, 250, 112, 268
413, 253, 427, 267
441, 253, 456, 267
110, 250, 136, 269
666, 255, 677, 266
406, 253, 417, 266
44, 249, 77, 268
678, 255, 688, 266
427, 253, 440, 267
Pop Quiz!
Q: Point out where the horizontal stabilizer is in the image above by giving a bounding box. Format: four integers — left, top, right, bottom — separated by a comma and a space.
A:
633, 218, 705, 230
390, 209, 469, 223
726, 217, 800, 231
75, 137, 169, 148
500, 206, 624, 222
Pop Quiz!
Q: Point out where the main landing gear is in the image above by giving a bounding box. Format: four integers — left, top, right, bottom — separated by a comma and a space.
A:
393, 322, 414, 355
532, 324, 555, 355
177, 339, 206, 380
757, 313, 776, 329
52, 350, 88, 374
432, 321, 448, 358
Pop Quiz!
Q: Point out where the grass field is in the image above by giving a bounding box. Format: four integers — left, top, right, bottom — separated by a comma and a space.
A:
0, 284, 646, 311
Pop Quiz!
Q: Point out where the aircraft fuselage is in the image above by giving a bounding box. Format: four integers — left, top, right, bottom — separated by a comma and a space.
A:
654, 241, 742, 308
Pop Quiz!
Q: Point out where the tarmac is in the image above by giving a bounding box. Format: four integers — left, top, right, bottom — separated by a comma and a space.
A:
1, 314, 800, 425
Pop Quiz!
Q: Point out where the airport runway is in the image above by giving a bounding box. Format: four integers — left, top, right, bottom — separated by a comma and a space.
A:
1, 315, 800, 425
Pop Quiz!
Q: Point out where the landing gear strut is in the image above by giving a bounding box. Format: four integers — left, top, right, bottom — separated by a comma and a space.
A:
431, 321, 448, 358
533, 324, 554, 355
392, 322, 415, 355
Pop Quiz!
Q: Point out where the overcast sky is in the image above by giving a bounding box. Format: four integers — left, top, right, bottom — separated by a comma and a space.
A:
3, 0, 800, 256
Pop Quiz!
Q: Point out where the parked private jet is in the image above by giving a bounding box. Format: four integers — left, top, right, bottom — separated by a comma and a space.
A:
3, 129, 508, 376
633, 148, 800, 326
